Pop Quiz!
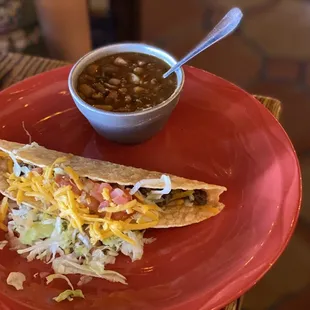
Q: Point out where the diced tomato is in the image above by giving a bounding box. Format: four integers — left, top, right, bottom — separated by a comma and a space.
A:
79, 180, 114, 213
98, 200, 109, 212
110, 188, 123, 198
32, 167, 43, 174
79, 191, 100, 213
112, 195, 129, 205
111, 211, 131, 221
55, 174, 69, 185
90, 183, 104, 203
99, 183, 113, 192
97, 209, 131, 221
78, 191, 87, 203
55, 174, 81, 194
110, 188, 132, 205
83, 179, 95, 192
85, 197, 100, 213
89, 182, 113, 203
124, 188, 132, 196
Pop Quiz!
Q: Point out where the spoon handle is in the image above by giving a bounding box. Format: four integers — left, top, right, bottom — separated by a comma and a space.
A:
163, 7, 243, 79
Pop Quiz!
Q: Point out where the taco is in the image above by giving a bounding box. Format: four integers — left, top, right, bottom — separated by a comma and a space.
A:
0, 139, 226, 300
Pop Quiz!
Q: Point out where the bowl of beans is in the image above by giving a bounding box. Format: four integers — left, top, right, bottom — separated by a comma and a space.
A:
68, 43, 184, 144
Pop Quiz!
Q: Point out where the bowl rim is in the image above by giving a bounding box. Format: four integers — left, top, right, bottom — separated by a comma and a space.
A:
68, 42, 185, 118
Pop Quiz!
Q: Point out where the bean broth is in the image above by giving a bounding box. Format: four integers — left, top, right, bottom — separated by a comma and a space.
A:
77, 52, 177, 113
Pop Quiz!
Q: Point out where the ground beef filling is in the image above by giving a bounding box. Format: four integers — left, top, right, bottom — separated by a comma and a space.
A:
192, 190, 208, 206
139, 188, 208, 207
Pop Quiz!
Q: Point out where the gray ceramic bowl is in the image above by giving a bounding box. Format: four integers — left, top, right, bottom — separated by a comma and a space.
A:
68, 43, 185, 144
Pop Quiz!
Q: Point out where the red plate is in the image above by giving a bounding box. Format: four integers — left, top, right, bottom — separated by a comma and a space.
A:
0, 66, 301, 310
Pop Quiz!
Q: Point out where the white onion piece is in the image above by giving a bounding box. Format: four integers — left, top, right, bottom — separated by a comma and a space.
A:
151, 175, 171, 196
129, 178, 163, 195
8, 143, 39, 177
54, 167, 65, 175
78, 234, 91, 249
129, 175, 172, 198
21, 166, 31, 176
8, 152, 22, 177
129, 182, 141, 195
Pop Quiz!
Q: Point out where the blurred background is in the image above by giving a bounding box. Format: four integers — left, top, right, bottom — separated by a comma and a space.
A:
1, 0, 310, 309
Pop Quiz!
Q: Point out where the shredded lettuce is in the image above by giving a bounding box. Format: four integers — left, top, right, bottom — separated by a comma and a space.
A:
77, 233, 91, 249
120, 231, 155, 261
46, 274, 74, 290
4, 201, 153, 302
52, 254, 127, 284
101, 236, 123, 251
20, 222, 54, 245
6, 272, 26, 290
46, 274, 84, 302
53, 289, 84, 302
74, 244, 89, 257
120, 231, 144, 261
17, 217, 74, 263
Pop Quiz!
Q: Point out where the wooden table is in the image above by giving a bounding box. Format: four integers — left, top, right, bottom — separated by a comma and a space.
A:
0, 52, 282, 310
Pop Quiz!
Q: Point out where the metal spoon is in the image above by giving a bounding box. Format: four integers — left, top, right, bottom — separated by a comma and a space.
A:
163, 7, 243, 79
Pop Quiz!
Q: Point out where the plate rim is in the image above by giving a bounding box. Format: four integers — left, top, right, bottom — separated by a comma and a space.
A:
0, 65, 302, 310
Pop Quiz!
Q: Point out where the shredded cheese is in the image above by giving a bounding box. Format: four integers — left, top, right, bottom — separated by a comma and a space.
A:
64, 167, 83, 190
16, 189, 24, 205
44, 156, 69, 180
104, 200, 136, 213
123, 221, 159, 231
3, 156, 160, 244
104, 212, 112, 220
102, 188, 110, 201
0, 197, 9, 231
109, 224, 135, 245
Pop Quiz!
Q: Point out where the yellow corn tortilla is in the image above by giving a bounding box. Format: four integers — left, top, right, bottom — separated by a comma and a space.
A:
0, 139, 227, 228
